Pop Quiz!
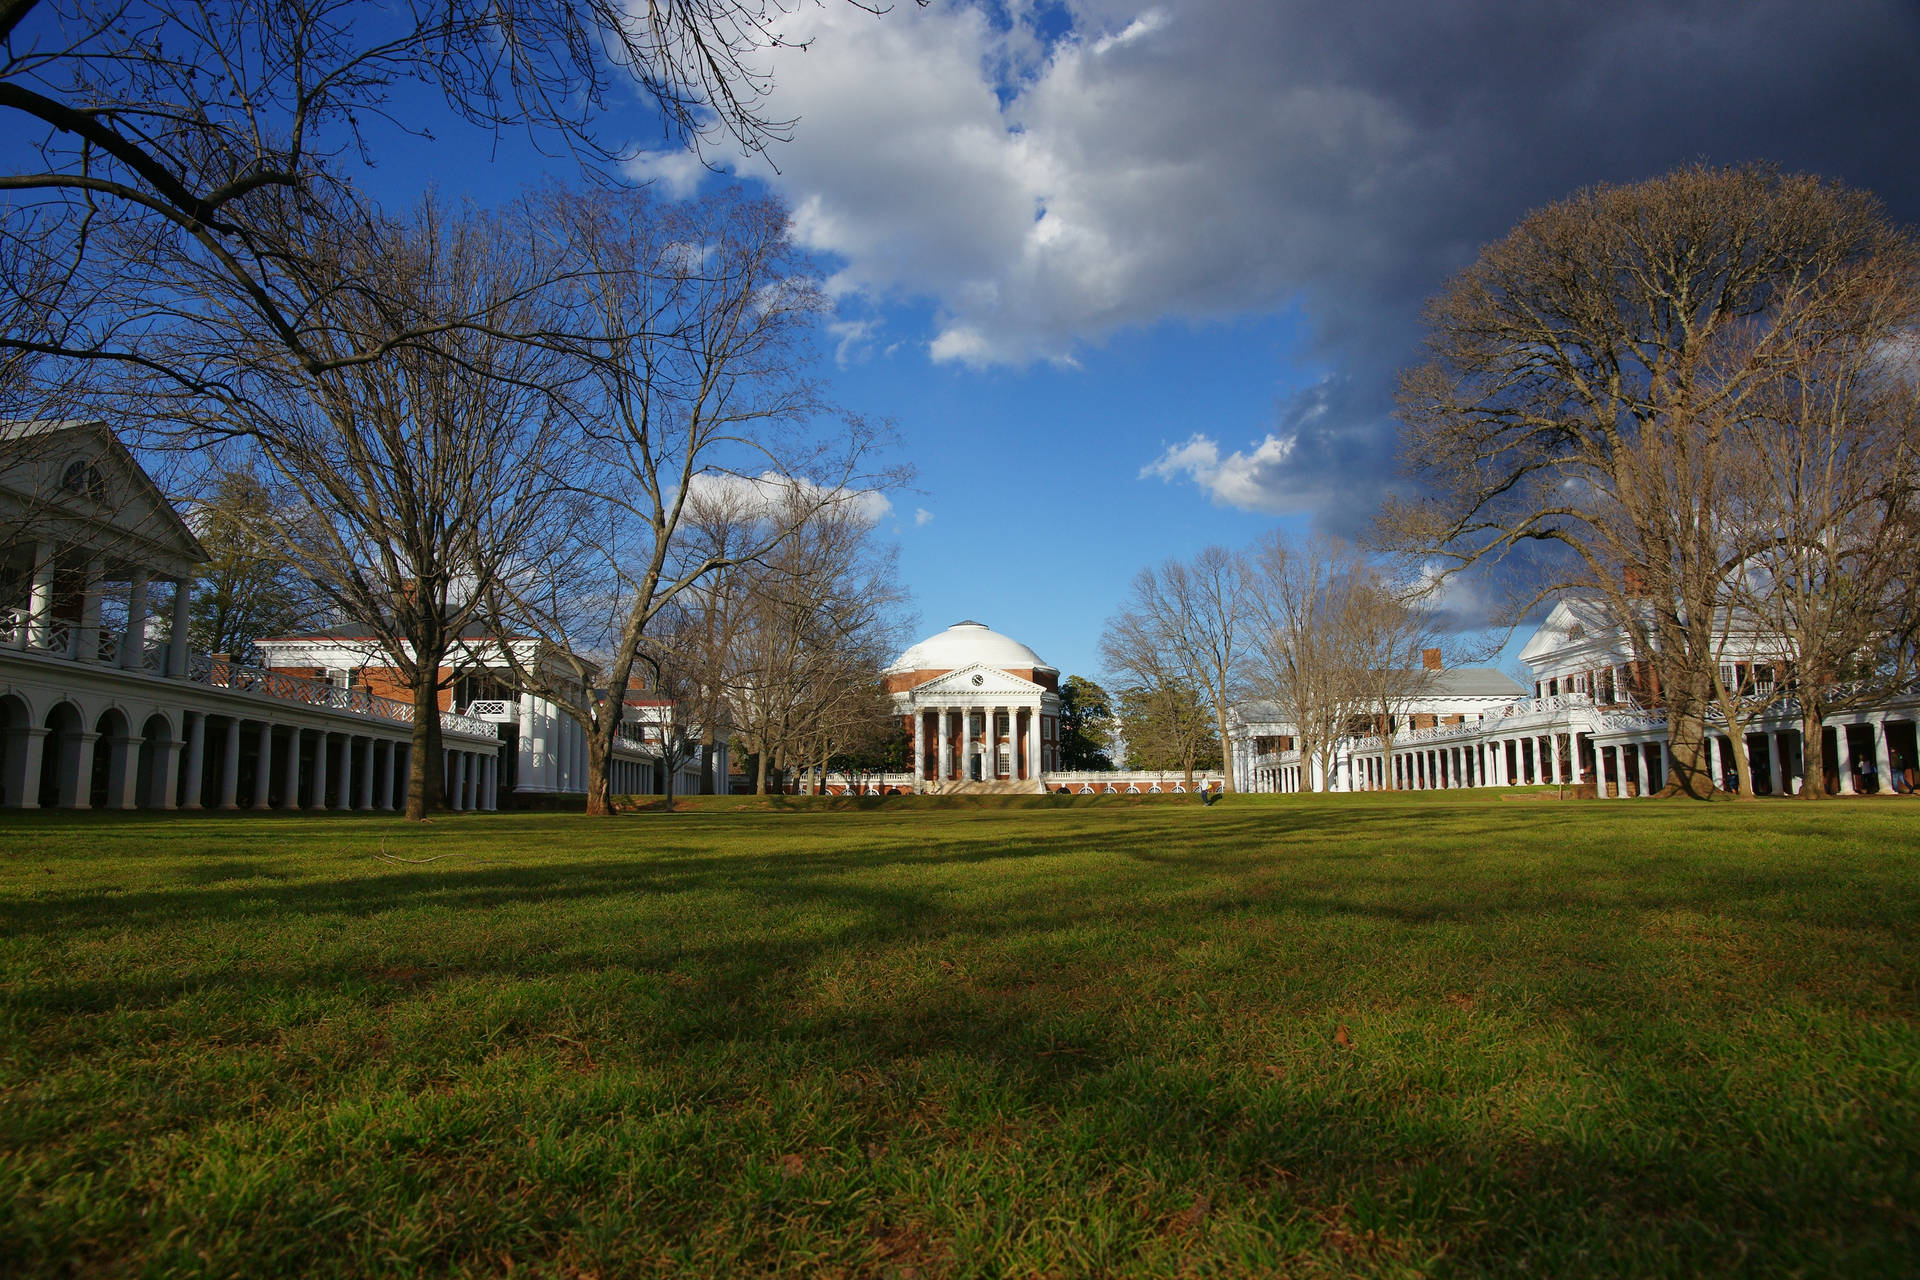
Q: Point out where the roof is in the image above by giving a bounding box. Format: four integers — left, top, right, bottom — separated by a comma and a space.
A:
887, 620, 1056, 675
263, 622, 536, 644
0, 418, 208, 570
1420, 668, 1527, 697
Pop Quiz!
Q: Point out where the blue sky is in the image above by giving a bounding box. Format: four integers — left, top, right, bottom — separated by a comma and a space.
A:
313, 1, 1920, 681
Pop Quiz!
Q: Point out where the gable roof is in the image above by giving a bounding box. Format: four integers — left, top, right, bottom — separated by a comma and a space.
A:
0, 419, 206, 574
900, 662, 1048, 698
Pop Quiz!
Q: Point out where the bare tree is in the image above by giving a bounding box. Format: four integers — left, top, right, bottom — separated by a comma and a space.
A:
1242, 532, 1371, 792
1385, 164, 1918, 798
1100, 546, 1249, 792
1341, 561, 1448, 789
484, 185, 897, 815
722, 489, 910, 795
1719, 259, 1920, 798
148, 195, 577, 818
0, 0, 902, 381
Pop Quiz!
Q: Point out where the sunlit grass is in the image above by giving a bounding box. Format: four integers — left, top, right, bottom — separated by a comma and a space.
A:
3, 794, 1917, 1277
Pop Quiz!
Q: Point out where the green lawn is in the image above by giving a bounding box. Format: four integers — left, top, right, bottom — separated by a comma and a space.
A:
2, 794, 1917, 1278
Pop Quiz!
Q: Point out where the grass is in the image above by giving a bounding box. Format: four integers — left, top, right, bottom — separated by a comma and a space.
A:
2, 793, 1917, 1278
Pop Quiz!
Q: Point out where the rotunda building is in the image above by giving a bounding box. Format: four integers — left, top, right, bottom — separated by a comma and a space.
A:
885, 620, 1062, 791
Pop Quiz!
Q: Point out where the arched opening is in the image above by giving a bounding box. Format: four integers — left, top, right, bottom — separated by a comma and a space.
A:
91, 708, 130, 808
40, 702, 84, 808
0, 694, 32, 807
138, 712, 173, 809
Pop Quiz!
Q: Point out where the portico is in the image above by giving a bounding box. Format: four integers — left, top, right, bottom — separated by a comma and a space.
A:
886, 621, 1062, 793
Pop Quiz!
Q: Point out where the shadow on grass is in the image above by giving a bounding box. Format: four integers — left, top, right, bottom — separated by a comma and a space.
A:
5, 804, 1919, 1275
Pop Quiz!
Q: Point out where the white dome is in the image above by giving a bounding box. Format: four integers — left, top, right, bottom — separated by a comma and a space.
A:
888, 620, 1055, 675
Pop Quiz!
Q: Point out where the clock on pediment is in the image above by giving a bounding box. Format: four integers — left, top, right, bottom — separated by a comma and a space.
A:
970, 673, 984, 686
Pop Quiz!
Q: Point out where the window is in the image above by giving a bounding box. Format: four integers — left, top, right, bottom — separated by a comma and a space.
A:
61, 459, 106, 503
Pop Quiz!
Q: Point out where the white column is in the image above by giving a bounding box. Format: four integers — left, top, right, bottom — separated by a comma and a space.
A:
3, 726, 45, 807
27, 541, 55, 649
1706, 734, 1722, 790
936, 706, 949, 784
311, 731, 330, 811
1872, 716, 1894, 794
1569, 735, 1584, 784
57, 730, 97, 808
517, 697, 536, 792
150, 731, 181, 810
252, 723, 274, 809
120, 572, 151, 669
219, 718, 241, 809
76, 563, 103, 660
382, 740, 401, 809
1028, 703, 1042, 782
913, 705, 927, 790
1767, 731, 1784, 797
103, 734, 139, 809
181, 712, 205, 809
167, 580, 192, 677
336, 737, 353, 809
356, 734, 374, 809
281, 726, 302, 810
1548, 733, 1563, 786
543, 703, 558, 790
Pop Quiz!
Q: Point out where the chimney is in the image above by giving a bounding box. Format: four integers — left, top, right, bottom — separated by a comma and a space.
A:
1422, 648, 1443, 671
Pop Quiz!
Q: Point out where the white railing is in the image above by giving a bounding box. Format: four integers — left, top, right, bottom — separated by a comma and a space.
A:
180, 653, 494, 738
440, 709, 497, 738
1042, 769, 1224, 792
4, 617, 522, 741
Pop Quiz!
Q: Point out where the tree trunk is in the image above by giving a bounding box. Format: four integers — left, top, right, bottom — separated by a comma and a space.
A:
1799, 699, 1830, 801
406, 676, 445, 820
1381, 725, 1398, 790
584, 724, 614, 816
700, 737, 715, 794
755, 751, 769, 795
1214, 703, 1236, 793
1660, 665, 1715, 798
1710, 675, 1756, 798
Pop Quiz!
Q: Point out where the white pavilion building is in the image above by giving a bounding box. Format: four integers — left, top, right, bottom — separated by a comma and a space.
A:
886, 620, 1063, 792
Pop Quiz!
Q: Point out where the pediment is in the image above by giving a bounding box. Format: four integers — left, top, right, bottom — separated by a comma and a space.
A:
0, 419, 206, 575
1518, 596, 1625, 665
909, 663, 1045, 698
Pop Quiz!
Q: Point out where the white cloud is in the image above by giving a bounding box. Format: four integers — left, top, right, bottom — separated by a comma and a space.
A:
623, 149, 709, 199
693, 1, 1426, 369
1141, 432, 1303, 513
683, 470, 893, 526
621, 0, 1920, 513
914, 507, 934, 527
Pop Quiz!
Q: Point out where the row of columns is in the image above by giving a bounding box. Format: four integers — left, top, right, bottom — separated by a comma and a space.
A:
910, 704, 1044, 786
1254, 718, 1915, 798
516, 695, 586, 794
18, 543, 193, 677
1261, 732, 1595, 795
2, 708, 501, 811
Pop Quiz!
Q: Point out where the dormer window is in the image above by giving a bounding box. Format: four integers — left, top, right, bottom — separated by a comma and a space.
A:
61, 459, 106, 503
